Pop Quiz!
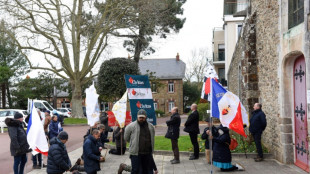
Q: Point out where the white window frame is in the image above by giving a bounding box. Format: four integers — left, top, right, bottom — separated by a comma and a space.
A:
168, 102, 175, 112
154, 102, 158, 110
168, 82, 174, 93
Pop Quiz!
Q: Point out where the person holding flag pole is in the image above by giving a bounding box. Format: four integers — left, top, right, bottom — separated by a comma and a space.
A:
201, 63, 247, 173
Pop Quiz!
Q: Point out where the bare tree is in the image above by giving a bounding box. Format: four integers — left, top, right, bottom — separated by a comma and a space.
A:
185, 48, 210, 83
0, 0, 133, 117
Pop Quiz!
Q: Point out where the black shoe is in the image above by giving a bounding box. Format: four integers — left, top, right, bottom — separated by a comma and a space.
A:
70, 164, 79, 172
171, 159, 180, 164
254, 157, 263, 162
33, 165, 41, 169
118, 163, 126, 174
189, 156, 199, 160
170, 159, 175, 162
42, 164, 47, 168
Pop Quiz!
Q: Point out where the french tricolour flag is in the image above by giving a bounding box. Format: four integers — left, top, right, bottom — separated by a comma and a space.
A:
210, 78, 249, 137
27, 102, 48, 156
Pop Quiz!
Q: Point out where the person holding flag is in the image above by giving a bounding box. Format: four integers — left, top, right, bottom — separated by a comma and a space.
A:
5, 112, 32, 174
27, 102, 49, 169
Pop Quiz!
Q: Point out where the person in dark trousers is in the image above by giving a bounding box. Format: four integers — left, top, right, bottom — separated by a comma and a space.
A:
124, 109, 155, 174
184, 104, 200, 160
47, 131, 72, 174
32, 109, 46, 169
117, 155, 158, 174
6, 112, 32, 174
207, 125, 244, 171
83, 129, 104, 174
165, 107, 181, 164
109, 124, 126, 155
249, 103, 267, 162
201, 120, 217, 164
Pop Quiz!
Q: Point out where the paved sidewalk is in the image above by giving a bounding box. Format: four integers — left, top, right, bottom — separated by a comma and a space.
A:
29, 147, 307, 174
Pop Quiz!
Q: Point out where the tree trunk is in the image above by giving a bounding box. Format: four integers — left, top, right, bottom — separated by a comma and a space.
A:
6, 81, 12, 108
133, 25, 146, 63
1, 83, 5, 108
71, 79, 84, 118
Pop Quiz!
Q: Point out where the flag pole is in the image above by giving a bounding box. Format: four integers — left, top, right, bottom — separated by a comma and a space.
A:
209, 78, 213, 174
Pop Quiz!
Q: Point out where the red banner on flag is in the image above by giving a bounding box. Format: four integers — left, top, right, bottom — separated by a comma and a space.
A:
107, 111, 132, 127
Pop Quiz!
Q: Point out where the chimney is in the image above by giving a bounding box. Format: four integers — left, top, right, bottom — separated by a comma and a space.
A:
128, 54, 131, 59
176, 53, 180, 61
26, 75, 30, 79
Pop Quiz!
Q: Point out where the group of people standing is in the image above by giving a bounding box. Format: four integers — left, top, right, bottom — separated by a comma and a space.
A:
164, 102, 267, 172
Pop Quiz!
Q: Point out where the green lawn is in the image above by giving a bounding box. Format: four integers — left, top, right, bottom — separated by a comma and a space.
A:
108, 135, 268, 153
64, 118, 87, 125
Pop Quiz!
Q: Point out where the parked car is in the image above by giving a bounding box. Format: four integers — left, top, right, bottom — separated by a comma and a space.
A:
57, 108, 71, 118
0, 109, 29, 127
32, 100, 65, 125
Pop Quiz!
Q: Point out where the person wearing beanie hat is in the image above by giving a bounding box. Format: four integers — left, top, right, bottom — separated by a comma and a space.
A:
124, 109, 155, 174
5, 113, 31, 174
47, 131, 72, 174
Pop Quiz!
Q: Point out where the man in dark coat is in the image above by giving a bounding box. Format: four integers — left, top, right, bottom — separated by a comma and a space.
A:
6, 112, 31, 174
184, 104, 200, 160
83, 129, 104, 174
165, 107, 181, 164
109, 126, 126, 155
47, 131, 71, 174
249, 103, 267, 162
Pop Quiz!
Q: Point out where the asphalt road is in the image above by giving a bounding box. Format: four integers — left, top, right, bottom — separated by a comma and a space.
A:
0, 125, 89, 174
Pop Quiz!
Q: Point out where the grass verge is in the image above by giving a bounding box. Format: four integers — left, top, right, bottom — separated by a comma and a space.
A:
64, 118, 87, 125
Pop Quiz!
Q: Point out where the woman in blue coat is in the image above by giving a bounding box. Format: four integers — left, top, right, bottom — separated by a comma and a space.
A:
207, 125, 244, 171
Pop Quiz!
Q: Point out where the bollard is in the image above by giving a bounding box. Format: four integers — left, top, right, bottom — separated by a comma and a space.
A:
1, 123, 3, 133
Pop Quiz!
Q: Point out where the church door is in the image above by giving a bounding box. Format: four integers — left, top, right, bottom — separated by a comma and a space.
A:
294, 56, 309, 172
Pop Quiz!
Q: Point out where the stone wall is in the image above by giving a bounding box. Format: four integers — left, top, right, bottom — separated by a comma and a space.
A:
228, 0, 283, 162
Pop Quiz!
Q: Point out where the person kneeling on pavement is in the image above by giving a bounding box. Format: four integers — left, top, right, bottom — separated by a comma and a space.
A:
109, 123, 126, 155
47, 131, 72, 174
207, 125, 244, 172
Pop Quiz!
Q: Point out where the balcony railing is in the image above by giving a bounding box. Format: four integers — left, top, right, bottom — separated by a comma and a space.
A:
213, 51, 225, 62
224, 0, 247, 15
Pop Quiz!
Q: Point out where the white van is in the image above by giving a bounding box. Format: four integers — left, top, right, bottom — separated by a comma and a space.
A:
32, 100, 65, 124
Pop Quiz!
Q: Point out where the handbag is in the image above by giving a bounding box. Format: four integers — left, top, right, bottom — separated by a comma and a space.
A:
229, 138, 238, 150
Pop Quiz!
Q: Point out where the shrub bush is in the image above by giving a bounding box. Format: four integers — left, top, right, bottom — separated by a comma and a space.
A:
197, 103, 210, 121
155, 109, 165, 117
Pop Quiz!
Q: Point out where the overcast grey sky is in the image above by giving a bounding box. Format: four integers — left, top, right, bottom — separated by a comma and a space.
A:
27, 1, 224, 77
146, 0, 224, 62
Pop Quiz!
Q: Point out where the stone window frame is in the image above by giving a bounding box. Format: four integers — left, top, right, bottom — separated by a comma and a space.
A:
168, 101, 175, 112
168, 81, 175, 93
288, 0, 304, 29
151, 83, 157, 93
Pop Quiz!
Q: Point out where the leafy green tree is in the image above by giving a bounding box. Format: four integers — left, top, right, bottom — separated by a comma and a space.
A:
0, 20, 29, 108
97, 58, 139, 101
183, 81, 201, 110
96, 0, 186, 62
0, 0, 137, 117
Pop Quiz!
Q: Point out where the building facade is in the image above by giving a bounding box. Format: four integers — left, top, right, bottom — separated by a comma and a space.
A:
139, 55, 186, 115
227, 0, 310, 172
213, 27, 227, 86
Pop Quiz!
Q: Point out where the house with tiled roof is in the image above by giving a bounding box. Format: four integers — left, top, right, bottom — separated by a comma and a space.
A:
139, 54, 186, 114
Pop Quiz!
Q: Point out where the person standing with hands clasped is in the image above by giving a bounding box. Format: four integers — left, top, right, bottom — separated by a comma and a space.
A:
249, 103, 267, 162
184, 104, 200, 160
165, 107, 181, 164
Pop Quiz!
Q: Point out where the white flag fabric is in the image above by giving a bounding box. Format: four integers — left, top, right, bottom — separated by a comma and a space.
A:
27, 102, 49, 156
85, 84, 100, 127
112, 91, 127, 128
